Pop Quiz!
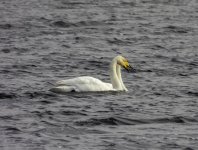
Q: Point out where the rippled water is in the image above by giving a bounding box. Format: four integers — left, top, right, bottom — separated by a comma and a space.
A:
0, 0, 198, 149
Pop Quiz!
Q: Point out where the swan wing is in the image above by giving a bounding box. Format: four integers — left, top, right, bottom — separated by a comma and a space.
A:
56, 76, 103, 86
51, 76, 114, 92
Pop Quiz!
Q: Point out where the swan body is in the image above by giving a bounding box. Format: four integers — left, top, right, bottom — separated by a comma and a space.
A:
50, 55, 132, 93
51, 76, 113, 92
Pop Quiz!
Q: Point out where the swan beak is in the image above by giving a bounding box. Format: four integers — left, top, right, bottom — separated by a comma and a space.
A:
124, 64, 135, 73
124, 64, 131, 72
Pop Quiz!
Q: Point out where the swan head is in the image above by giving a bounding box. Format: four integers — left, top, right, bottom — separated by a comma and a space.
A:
116, 55, 133, 72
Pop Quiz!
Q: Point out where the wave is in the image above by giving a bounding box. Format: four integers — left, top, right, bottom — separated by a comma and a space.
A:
75, 116, 198, 126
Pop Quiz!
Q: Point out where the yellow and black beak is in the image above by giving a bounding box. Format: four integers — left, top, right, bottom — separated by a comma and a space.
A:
123, 64, 136, 73
123, 64, 131, 72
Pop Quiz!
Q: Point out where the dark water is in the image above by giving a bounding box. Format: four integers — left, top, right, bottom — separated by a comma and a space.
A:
0, 0, 198, 149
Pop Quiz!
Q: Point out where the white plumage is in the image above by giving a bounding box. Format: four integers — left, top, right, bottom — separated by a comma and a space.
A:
50, 55, 132, 93
53, 76, 113, 92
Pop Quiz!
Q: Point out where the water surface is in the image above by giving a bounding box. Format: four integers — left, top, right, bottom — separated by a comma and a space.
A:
0, 0, 198, 149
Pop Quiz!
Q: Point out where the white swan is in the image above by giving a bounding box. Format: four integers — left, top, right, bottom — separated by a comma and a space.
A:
50, 55, 133, 93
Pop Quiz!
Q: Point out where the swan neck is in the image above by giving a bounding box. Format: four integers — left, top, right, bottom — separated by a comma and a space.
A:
116, 65, 128, 91
110, 58, 122, 90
